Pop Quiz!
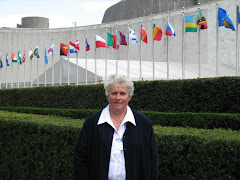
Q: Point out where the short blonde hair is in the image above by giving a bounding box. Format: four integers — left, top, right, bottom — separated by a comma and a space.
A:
104, 74, 134, 98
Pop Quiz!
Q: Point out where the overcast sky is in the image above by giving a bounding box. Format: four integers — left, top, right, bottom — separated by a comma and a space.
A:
0, 0, 120, 28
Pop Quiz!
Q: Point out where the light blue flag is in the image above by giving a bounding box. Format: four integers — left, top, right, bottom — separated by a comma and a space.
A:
218, 7, 235, 31
6, 53, 10, 66
44, 49, 48, 64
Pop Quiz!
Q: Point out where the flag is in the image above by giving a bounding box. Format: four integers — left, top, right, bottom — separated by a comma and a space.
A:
47, 44, 54, 56
116, 30, 127, 46
237, 5, 240, 24
34, 47, 40, 58
44, 48, 48, 64
112, 35, 119, 49
107, 32, 114, 47
22, 50, 26, 63
6, 53, 10, 66
69, 40, 79, 53
197, 11, 208, 29
129, 28, 139, 45
140, 24, 147, 43
29, 48, 33, 60
166, 23, 176, 36
18, 51, 22, 65
185, 15, 198, 32
86, 38, 90, 51
60, 43, 68, 56
153, 23, 163, 41
96, 34, 106, 48
218, 7, 235, 31
11, 53, 18, 63
0, 55, 3, 68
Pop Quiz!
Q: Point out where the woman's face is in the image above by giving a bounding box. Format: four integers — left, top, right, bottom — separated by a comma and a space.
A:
108, 84, 131, 113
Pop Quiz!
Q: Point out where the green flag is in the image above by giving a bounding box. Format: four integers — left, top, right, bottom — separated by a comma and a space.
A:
107, 32, 113, 47
34, 47, 40, 58
18, 51, 22, 65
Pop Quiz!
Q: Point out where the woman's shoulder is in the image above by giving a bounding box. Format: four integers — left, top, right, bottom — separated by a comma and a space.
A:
132, 110, 152, 126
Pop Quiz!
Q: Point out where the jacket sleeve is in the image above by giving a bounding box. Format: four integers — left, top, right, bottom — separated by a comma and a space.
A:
74, 120, 89, 180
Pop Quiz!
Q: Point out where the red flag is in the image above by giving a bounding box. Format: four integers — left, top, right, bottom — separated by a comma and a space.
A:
22, 50, 26, 63
96, 34, 106, 48
112, 35, 119, 49
60, 43, 68, 56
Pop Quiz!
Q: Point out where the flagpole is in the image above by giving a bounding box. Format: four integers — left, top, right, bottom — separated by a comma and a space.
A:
236, 0, 239, 76
30, 44, 33, 87
139, 17, 142, 81
182, 7, 185, 79
105, 26, 107, 83
85, 30, 88, 85
166, 11, 170, 80
68, 35, 70, 86
11, 47, 13, 88
198, 4, 201, 78
76, 33, 79, 85
44, 40, 47, 87
95, 28, 97, 84
17, 45, 19, 89
37, 42, 39, 87
127, 20, 130, 78
5, 49, 8, 89
60, 36, 62, 85
152, 14, 155, 80
216, 2, 219, 77
116, 24, 118, 75
52, 38, 54, 86
23, 45, 26, 88
0, 49, 1, 89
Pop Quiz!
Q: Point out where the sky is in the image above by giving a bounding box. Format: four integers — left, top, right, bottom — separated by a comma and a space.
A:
0, 0, 120, 28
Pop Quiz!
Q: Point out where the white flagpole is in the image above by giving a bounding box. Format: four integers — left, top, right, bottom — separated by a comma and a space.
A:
36, 43, 39, 87
23, 45, 26, 88
0, 49, 1, 89
116, 24, 118, 75
216, 2, 219, 77
17, 45, 19, 89
182, 7, 185, 79
139, 17, 142, 80
105, 26, 107, 82
85, 30, 88, 85
167, 11, 170, 80
76, 33, 79, 85
127, 20, 130, 78
30, 44, 33, 87
11, 47, 13, 88
95, 29, 97, 84
44, 40, 47, 87
236, 0, 239, 76
68, 35, 70, 86
5, 48, 8, 89
52, 38, 54, 86
60, 36, 62, 85
152, 14, 155, 80
198, 4, 201, 78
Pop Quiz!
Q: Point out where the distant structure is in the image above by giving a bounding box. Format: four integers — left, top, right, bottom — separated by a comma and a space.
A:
17, 17, 49, 28
102, 0, 214, 23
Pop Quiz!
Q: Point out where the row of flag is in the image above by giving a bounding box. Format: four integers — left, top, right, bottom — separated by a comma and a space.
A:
0, 6, 238, 68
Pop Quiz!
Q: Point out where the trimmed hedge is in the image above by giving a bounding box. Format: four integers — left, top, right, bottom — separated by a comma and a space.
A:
1, 107, 240, 130
0, 77, 240, 113
1, 111, 240, 179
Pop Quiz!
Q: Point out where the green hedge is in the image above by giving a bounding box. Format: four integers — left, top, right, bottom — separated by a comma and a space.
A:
0, 111, 240, 179
0, 77, 240, 113
1, 107, 240, 130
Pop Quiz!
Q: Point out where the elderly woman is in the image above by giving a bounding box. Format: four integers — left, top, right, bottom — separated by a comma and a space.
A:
74, 74, 159, 180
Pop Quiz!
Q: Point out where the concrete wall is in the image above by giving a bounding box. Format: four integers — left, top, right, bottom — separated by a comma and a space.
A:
17, 17, 49, 28
0, 0, 238, 88
102, 0, 214, 23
